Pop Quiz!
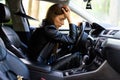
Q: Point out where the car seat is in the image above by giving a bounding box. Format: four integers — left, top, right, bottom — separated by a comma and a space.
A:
0, 3, 27, 58
0, 37, 30, 80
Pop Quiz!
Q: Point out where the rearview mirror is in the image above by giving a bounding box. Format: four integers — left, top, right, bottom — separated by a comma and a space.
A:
83, 0, 92, 9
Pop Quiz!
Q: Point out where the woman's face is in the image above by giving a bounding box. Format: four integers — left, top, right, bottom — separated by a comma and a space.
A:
53, 14, 66, 29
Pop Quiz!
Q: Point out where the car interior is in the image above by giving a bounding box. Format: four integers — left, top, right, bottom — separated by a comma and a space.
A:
0, 0, 120, 80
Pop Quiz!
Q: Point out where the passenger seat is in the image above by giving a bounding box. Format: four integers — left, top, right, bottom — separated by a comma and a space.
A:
0, 37, 30, 80
0, 3, 27, 58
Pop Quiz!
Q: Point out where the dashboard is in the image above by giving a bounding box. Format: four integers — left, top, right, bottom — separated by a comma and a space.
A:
88, 22, 120, 73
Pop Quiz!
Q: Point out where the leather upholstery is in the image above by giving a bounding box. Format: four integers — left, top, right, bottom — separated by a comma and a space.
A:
0, 38, 6, 61
0, 3, 53, 73
0, 3, 27, 58
0, 38, 30, 80
0, 3, 10, 23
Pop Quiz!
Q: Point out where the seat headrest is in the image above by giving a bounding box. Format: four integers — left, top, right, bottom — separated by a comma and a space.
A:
0, 3, 11, 23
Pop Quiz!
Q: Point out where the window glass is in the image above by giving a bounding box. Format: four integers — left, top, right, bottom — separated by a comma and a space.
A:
0, 0, 5, 4
69, 0, 120, 27
22, 0, 83, 29
23, 0, 54, 27
22, 0, 120, 28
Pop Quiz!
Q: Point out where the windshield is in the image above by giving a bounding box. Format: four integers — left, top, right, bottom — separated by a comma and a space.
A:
69, 0, 120, 27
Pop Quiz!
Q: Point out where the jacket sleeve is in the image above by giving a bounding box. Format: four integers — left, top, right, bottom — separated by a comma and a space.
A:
44, 24, 77, 44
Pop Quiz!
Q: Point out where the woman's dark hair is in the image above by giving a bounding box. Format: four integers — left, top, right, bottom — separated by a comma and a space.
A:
45, 4, 65, 24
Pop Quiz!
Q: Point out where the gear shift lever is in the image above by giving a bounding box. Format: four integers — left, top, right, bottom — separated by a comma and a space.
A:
70, 55, 89, 74
78, 55, 89, 70
82, 55, 89, 65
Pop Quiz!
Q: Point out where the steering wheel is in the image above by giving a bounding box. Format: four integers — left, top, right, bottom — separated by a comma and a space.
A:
75, 21, 86, 47
70, 21, 87, 52
52, 22, 88, 70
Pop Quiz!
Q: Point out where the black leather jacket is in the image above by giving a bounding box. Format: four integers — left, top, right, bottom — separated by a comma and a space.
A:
27, 23, 78, 62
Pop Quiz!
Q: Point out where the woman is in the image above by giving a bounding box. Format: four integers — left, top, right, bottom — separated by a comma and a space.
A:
27, 3, 79, 64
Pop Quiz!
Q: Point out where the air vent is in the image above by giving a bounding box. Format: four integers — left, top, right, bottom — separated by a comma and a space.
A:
103, 30, 110, 35
109, 30, 119, 35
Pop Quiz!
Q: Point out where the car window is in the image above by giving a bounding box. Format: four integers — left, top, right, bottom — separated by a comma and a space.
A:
22, 0, 83, 29
0, 0, 5, 4
22, 0, 120, 29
